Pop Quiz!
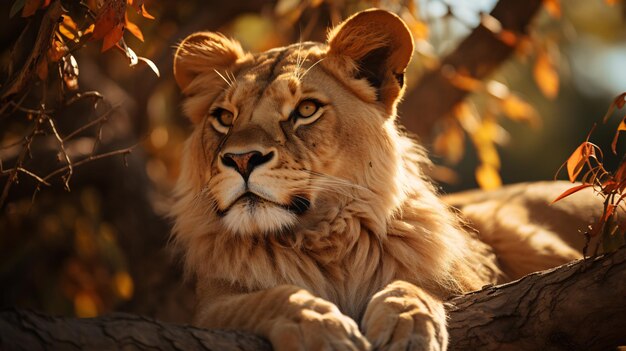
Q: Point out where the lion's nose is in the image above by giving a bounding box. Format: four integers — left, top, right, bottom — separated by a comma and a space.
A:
221, 151, 274, 181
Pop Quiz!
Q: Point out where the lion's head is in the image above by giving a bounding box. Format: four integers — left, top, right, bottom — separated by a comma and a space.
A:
172, 9, 419, 237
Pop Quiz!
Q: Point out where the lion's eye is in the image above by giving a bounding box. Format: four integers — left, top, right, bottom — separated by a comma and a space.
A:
293, 99, 324, 129
210, 108, 235, 134
296, 100, 318, 118
217, 109, 234, 127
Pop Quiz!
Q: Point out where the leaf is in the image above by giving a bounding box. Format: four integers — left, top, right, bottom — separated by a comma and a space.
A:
113, 271, 134, 300
476, 164, 502, 190
122, 42, 138, 66
543, 0, 561, 18
501, 94, 540, 127
91, 0, 126, 41
533, 49, 559, 99
138, 57, 160, 77
47, 39, 68, 62
10, 0, 26, 18
22, 0, 42, 17
84, 24, 95, 35
552, 183, 593, 204
446, 68, 482, 92
611, 119, 626, 154
433, 120, 465, 164
62, 55, 79, 90
566, 142, 597, 182
124, 12, 144, 42
101, 24, 124, 52
59, 15, 79, 41
603, 92, 626, 123
138, 3, 154, 19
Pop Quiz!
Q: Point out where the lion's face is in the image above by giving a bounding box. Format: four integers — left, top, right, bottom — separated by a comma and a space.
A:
173, 11, 415, 236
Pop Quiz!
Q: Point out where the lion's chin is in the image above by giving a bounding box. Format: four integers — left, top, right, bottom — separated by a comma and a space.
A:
221, 198, 297, 236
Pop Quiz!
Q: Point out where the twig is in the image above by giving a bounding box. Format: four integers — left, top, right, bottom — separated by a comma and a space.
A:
42, 146, 136, 183
64, 91, 104, 106
62, 104, 119, 142
45, 116, 73, 191
0, 118, 43, 208
10, 168, 50, 186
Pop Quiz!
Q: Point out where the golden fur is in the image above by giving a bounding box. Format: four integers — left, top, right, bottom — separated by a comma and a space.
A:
170, 9, 591, 350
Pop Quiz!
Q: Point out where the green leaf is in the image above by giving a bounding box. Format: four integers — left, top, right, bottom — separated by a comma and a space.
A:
10, 0, 26, 18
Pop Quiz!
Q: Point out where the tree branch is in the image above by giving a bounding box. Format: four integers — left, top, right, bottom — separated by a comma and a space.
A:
1, 245, 624, 350
399, 0, 543, 139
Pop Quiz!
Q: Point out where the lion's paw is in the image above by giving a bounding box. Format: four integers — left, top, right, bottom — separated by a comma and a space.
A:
268, 290, 371, 351
361, 286, 447, 351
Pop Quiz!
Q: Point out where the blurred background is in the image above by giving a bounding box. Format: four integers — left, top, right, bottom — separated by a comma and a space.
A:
1, 0, 625, 323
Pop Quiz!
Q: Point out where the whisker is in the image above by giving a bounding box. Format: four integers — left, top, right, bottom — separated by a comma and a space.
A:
213, 69, 232, 88
300, 57, 325, 79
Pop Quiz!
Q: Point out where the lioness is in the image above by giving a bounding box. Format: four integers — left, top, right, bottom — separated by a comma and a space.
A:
170, 9, 597, 350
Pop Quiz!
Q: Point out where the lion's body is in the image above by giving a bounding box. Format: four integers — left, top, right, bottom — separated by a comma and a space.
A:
170, 9, 597, 350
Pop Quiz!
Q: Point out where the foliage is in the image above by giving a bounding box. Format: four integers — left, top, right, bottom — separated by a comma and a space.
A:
1, 0, 158, 317
554, 92, 626, 255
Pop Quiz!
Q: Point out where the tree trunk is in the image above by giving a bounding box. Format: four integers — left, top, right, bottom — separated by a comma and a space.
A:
2, 245, 624, 351
400, 0, 543, 139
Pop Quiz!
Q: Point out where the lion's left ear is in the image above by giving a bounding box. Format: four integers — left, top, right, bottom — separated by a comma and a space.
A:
327, 9, 414, 112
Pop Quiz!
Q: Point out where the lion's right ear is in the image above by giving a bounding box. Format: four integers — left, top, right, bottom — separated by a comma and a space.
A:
173, 32, 245, 94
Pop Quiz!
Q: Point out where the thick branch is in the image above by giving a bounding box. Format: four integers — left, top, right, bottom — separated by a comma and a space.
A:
400, 0, 543, 139
447, 245, 626, 350
0, 310, 271, 351
1, 246, 625, 350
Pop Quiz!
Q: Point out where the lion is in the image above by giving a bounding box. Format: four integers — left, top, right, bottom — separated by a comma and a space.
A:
170, 9, 601, 350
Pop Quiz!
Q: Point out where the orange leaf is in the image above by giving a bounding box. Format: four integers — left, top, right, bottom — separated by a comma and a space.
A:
92, 0, 126, 40
501, 94, 540, 127
552, 183, 593, 204
601, 204, 616, 223
47, 39, 68, 62
139, 4, 154, 19
84, 24, 95, 35
433, 120, 465, 164
566, 142, 595, 182
101, 24, 124, 52
611, 119, 626, 154
604, 93, 626, 123
124, 13, 144, 42
22, 0, 42, 17
543, 0, 561, 18
59, 15, 79, 41
533, 49, 559, 99
445, 68, 482, 92
476, 164, 502, 190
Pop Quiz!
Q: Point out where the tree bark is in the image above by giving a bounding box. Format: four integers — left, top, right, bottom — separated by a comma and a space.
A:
2, 245, 624, 351
399, 0, 543, 139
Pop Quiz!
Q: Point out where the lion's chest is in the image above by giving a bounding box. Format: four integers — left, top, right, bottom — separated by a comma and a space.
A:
210, 227, 394, 320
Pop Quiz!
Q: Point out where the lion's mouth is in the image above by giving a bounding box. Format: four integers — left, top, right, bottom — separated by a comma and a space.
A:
216, 192, 310, 216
